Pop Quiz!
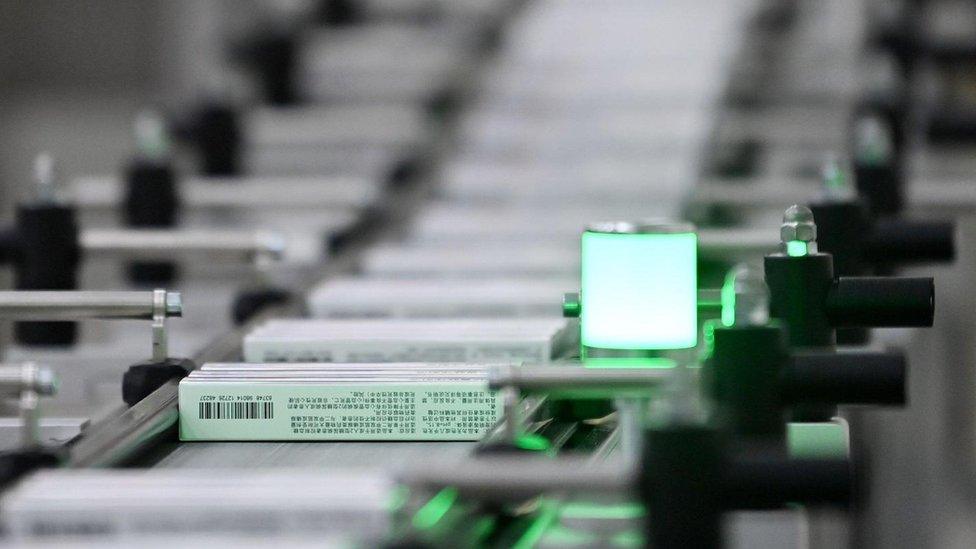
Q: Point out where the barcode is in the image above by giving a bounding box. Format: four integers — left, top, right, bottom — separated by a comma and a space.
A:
198, 401, 273, 420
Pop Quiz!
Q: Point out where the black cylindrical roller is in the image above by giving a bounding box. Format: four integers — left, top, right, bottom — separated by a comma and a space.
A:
245, 31, 299, 106
316, 0, 363, 26
232, 288, 292, 326
194, 102, 242, 177
810, 202, 869, 277
724, 456, 852, 509
927, 43, 976, 65
709, 139, 761, 179
784, 351, 907, 405
0, 448, 63, 490
827, 276, 934, 328
862, 219, 955, 265
853, 163, 904, 217
764, 253, 835, 348
124, 160, 180, 285
641, 426, 724, 549
809, 201, 872, 345
122, 358, 195, 406
866, 1, 920, 79
14, 204, 80, 345
0, 228, 19, 265
926, 111, 976, 144
709, 325, 789, 440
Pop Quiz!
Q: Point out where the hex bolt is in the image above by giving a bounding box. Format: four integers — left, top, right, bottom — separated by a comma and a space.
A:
780, 204, 818, 256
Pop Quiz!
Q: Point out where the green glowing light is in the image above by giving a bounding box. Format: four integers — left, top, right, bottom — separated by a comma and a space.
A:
581, 230, 697, 350
470, 517, 496, 541
788, 422, 849, 459
512, 500, 560, 549
720, 271, 736, 327
411, 487, 458, 530
515, 433, 551, 452
513, 500, 646, 547
560, 502, 645, 520
583, 357, 677, 369
611, 529, 644, 547
786, 240, 808, 257
701, 320, 717, 358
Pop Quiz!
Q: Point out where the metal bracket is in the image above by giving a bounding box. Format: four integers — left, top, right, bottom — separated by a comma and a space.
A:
0, 363, 58, 447
151, 289, 169, 363
0, 290, 183, 361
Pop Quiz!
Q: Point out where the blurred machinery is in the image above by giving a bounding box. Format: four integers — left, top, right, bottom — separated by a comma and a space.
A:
0, 0, 972, 547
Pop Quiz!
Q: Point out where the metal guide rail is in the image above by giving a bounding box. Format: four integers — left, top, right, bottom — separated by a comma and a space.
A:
62, 4, 521, 472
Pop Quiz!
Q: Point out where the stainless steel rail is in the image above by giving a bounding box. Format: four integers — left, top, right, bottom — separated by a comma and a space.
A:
80, 229, 286, 263
399, 456, 631, 500
0, 291, 181, 321
488, 365, 673, 395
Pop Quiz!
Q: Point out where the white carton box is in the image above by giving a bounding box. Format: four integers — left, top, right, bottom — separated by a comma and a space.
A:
243, 317, 576, 362
306, 277, 575, 318
179, 365, 503, 441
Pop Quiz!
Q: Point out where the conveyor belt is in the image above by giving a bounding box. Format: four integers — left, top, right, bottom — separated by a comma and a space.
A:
57, 0, 756, 474
9, 0, 964, 547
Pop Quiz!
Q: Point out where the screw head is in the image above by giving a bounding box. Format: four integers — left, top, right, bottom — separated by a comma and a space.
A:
780, 204, 817, 243
165, 292, 183, 317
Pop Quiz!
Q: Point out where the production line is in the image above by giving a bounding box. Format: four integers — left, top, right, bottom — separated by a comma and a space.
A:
0, 0, 972, 547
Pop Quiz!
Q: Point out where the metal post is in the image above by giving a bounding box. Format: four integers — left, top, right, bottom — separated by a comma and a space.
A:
488, 365, 674, 397
0, 290, 181, 320
399, 456, 631, 500
80, 229, 286, 263
698, 228, 780, 260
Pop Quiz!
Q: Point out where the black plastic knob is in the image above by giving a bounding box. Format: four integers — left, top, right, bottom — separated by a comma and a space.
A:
124, 160, 180, 285
193, 102, 243, 177
826, 276, 934, 328
14, 203, 81, 346
863, 219, 956, 266
784, 351, 907, 406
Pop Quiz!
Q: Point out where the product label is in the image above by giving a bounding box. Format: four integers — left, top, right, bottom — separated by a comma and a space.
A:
179, 381, 502, 441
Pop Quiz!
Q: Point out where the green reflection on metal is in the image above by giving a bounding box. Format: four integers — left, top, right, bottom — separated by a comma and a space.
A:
470, 516, 496, 541
611, 529, 644, 547
512, 500, 560, 549
788, 422, 849, 458
412, 487, 458, 530
700, 320, 716, 360
559, 501, 645, 520
786, 240, 808, 257
720, 272, 736, 327
524, 501, 646, 547
515, 433, 551, 452
583, 357, 677, 369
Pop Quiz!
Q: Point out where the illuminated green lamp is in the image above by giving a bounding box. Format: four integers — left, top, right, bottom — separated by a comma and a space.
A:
580, 221, 698, 357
